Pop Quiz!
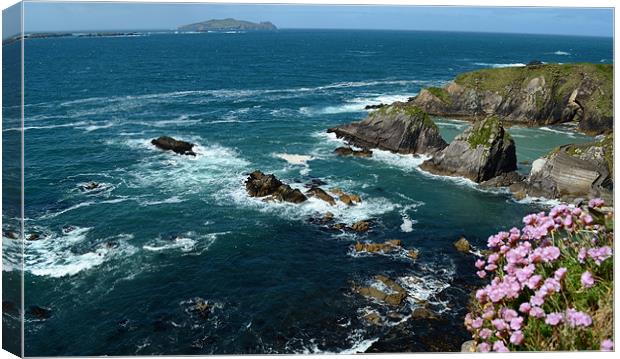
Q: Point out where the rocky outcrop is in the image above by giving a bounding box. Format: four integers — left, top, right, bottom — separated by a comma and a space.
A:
306, 187, 336, 205
334, 146, 372, 157
178, 18, 277, 31
354, 239, 402, 253
245, 171, 307, 203
355, 275, 407, 307
327, 103, 448, 155
420, 116, 517, 182
151, 136, 196, 156
453, 237, 471, 253
409, 63, 613, 135
510, 135, 613, 204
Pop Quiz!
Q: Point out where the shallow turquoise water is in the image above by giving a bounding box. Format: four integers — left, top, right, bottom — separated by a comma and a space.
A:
2, 30, 609, 355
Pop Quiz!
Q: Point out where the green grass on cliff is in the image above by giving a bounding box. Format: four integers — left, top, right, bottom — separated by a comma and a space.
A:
373, 104, 439, 130
454, 63, 613, 118
426, 87, 451, 104
466, 116, 510, 149
547, 133, 613, 174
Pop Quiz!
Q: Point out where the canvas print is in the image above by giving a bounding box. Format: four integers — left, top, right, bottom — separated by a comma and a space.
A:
1, 1, 615, 356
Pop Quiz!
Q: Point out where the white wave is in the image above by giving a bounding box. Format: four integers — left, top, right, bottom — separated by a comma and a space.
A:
40, 197, 128, 219
274, 153, 314, 165
473, 62, 526, 68
23, 228, 136, 278
539, 126, 576, 138
370, 149, 430, 172
143, 232, 221, 254
400, 216, 415, 232
301, 94, 412, 115
3, 121, 91, 132
143, 236, 196, 253
139, 196, 185, 206
399, 275, 451, 312
513, 195, 562, 207
553, 51, 571, 55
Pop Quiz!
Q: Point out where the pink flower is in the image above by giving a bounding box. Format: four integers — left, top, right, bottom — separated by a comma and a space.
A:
581, 271, 595, 288
475, 259, 486, 269
477, 270, 487, 279
519, 302, 531, 314
578, 247, 587, 263
540, 246, 561, 262
510, 316, 523, 330
554, 267, 567, 281
493, 340, 509, 352
471, 317, 484, 329
501, 309, 518, 322
491, 318, 507, 331
529, 306, 545, 318
583, 214, 594, 225
600, 339, 614, 351
477, 342, 491, 352
588, 246, 613, 265
530, 295, 544, 307
588, 198, 604, 208
527, 275, 543, 289
565, 308, 592, 327
479, 328, 492, 340
545, 312, 563, 326
510, 331, 524, 345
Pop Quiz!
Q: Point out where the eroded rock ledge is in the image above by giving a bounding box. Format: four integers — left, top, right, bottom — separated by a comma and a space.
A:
409, 63, 613, 135
420, 116, 517, 182
327, 103, 448, 155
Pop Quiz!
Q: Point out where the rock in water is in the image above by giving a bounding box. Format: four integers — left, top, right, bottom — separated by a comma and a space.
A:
514, 134, 613, 204
454, 237, 471, 253
306, 187, 336, 206
245, 171, 307, 203
409, 63, 613, 135
333, 146, 373, 157
420, 116, 517, 182
327, 103, 448, 155
151, 136, 196, 156
351, 220, 370, 233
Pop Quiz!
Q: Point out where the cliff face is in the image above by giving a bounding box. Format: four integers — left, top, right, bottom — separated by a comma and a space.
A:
410, 63, 613, 135
178, 18, 277, 31
510, 134, 613, 204
327, 103, 448, 155
420, 116, 517, 182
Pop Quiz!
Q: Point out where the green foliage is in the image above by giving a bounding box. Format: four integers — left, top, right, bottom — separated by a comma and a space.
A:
373, 104, 439, 130
426, 87, 451, 105
467, 116, 501, 149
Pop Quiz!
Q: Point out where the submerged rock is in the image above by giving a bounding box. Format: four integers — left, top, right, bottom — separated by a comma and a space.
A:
328, 187, 362, 206
3, 230, 18, 239
306, 187, 336, 206
245, 171, 307, 203
26, 233, 41, 241
28, 306, 51, 320
327, 103, 448, 155
479, 171, 525, 188
151, 136, 196, 156
513, 134, 613, 203
334, 146, 373, 157
409, 63, 613, 135
454, 237, 471, 253
420, 116, 517, 182
363, 311, 382, 325
80, 181, 100, 191
412, 307, 438, 320
364, 103, 387, 110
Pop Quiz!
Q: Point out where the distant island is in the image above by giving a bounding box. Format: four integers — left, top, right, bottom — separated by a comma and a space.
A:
178, 18, 277, 32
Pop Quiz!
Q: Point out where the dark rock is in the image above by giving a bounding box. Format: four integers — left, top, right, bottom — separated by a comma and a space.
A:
363, 312, 382, 325
350, 220, 370, 233
355, 275, 407, 307
354, 240, 402, 253
420, 116, 517, 182
80, 181, 100, 191
409, 63, 612, 135
461, 340, 477, 352
306, 187, 336, 206
407, 249, 420, 260
26, 233, 41, 241
3, 230, 18, 239
364, 103, 387, 110
303, 178, 327, 188
412, 307, 438, 320
62, 225, 76, 234
334, 146, 372, 157
245, 171, 307, 203
327, 103, 448, 155
151, 136, 196, 156
527, 60, 544, 67
28, 306, 51, 319
480, 171, 525, 188
454, 237, 471, 253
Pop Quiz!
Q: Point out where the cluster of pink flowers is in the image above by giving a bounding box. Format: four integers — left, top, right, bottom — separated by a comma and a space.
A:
465, 199, 613, 352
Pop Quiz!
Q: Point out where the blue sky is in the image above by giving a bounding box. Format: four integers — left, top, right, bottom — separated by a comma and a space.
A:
4, 2, 613, 38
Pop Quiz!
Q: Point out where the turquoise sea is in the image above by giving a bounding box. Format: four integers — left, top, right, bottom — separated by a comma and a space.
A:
2, 30, 612, 355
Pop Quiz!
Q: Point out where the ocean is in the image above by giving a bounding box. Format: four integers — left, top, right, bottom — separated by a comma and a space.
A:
2, 30, 612, 355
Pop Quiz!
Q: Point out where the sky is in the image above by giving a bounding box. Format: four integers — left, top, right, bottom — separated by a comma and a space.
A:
2, 2, 614, 39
